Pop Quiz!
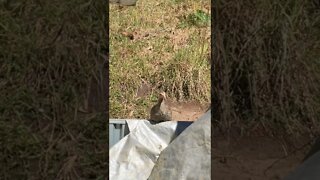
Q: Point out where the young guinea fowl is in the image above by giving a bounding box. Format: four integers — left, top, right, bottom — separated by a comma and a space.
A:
150, 92, 172, 122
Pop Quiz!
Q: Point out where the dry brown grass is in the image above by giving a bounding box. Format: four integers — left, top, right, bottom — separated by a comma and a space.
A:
213, 0, 320, 137
109, 0, 211, 119
0, 1, 107, 179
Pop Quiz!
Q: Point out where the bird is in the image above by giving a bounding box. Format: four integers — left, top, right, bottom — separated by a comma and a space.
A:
109, 0, 138, 6
150, 92, 173, 122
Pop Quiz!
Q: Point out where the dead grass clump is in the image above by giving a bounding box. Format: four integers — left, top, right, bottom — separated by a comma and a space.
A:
213, 0, 320, 137
0, 0, 107, 179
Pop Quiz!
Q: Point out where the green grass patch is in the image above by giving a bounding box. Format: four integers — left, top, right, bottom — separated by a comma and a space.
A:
178, 10, 210, 28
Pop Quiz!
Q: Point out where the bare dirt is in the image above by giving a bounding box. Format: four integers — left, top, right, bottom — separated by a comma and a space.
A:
213, 129, 313, 180
169, 101, 210, 121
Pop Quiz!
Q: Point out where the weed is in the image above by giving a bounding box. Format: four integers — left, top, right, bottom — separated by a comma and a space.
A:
178, 10, 210, 28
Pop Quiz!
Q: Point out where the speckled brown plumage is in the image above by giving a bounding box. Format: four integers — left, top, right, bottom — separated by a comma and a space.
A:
150, 92, 172, 122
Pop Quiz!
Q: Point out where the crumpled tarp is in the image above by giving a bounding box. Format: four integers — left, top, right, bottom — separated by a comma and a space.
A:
109, 110, 211, 180
148, 110, 211, 180
109, 120, 178, 180
284, 151, 320, 180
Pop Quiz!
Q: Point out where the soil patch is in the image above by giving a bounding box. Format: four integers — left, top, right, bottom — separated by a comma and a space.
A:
213, 130, 313, 180
169, 101, 210, 121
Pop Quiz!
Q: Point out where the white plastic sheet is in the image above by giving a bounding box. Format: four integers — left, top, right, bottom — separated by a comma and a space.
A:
109, 110, 211, 180
109, 120, 179, 180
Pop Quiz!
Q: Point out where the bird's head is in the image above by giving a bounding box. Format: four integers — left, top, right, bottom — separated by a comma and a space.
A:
158, 92, 167, 102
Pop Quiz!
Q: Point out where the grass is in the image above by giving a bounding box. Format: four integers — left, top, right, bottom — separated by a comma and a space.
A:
109, 0, 211, 119
0, 0, 107, 179
213, 0, 320, 137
